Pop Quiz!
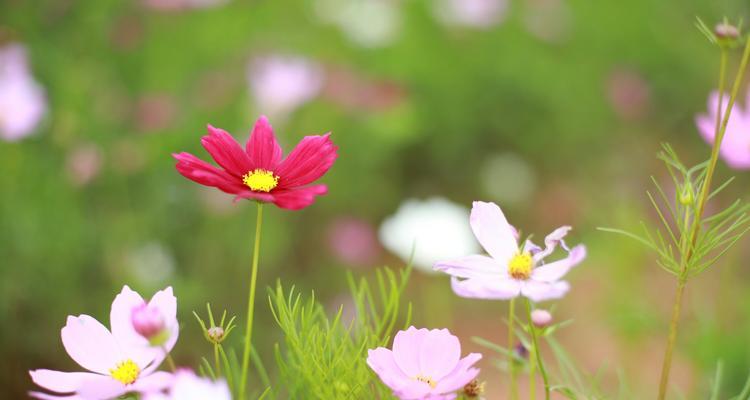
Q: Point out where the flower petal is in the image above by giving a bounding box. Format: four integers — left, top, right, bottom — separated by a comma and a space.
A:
392, 326, 427, 376
29, 370, 101, 394
433, 254, 505, 280
469, 201, 518, 263
271, 184, 327, 210
132, 371, 174, 393
110, 286, 147, 348
200, 125, 252, 177
61, 315, 122, 374
76, 375, 128, 400
29, 392, 83, 400
366, 347, 413, 392
521, 280, 570, 302
418, 329, 461, 381
531, 244, 586, 283
173, 152, 245, 195
275, 133, 337, 189
141, 288, 179, 374
434, 353, 482, 394
450, 276, 521, 300
245, 116, 283, 170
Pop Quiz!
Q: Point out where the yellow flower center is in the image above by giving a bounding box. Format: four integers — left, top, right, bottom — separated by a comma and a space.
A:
415, 374, 437, 388
242, 169, 279, 192
110, 359, 140, 385
508, 252, 533, 280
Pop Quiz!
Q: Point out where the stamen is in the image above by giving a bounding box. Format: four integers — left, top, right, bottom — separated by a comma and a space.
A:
415, 374, 437, 388
508, 252, 533, 280
242, 169, 279, 192
110, 359, 140, 385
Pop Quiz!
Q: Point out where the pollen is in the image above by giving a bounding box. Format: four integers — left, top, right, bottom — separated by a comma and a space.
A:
110, 359, 140, 385
242, 169, 279, 192
415, 374, 437, 388
508, 252, 533, 280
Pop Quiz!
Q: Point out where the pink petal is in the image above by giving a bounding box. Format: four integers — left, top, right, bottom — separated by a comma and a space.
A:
76, 374, 128, 399
142, 288, 179, 374
433, 254, 504, 279
450, 276, 521, 300
274, 133, 337, 189
29, 392, 82, 400
132, 371, 174, 393
531, 245, 586, 282
393, 382, 433, 400
434, 353, 482, 394
392, 327, 427, 376
61, 315, 121, 374
110, 286, 147, 348
531, 226, 571, 263
521, 280, 570, 302
233, 190, 276, 203
271, 184, 327, 210
366, 348, 413, 392
418, 329, 461, 381
173, 152, 245, 195
245, 116, 283, 170
200, 125, 253, 177
29, 370, 101, 394
469, 201, 518, 263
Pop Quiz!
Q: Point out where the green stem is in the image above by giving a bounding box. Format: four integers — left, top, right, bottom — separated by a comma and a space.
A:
657, 37, 750, 400
214, 343, 221, 377
163, 347, 177, 372
526, 299, 550, 400
239, 203, 265, 400
529, 343, 537, 400
508, 297, 518, 400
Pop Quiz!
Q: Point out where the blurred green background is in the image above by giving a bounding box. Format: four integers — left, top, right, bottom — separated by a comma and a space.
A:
2, 0, 750, 398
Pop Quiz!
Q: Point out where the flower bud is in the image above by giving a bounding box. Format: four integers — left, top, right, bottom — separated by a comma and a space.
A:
531, 309, 553, 328
463, 379, 485, 398
208, 326, 225, 342
513, 343, 529, 360
715, 22, 740, 40
131, 304, 166, 344
679, 181, 694, 206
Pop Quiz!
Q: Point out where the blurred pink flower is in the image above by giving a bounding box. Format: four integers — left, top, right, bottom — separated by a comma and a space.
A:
323, 66, 407, 111
143, 370, 230, 400
143, 0, 228, 11
0, 44, 46, 141
327, 217, 379, 267
434, 201, 586, 302
696, 90, 750, 169
434, 0, 507, 29
174, 116, 337, 210
29, 286, 177, 399
65, 143, 103, 187
606, 68, 651, 121
135, 93, 178, 133
367, 326, 482, 400
248, 55, 323, 118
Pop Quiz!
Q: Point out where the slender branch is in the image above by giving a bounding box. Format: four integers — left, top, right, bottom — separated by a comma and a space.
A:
239, 203, 265, 400
526, 299, 550, 399
508, 297, 518, 400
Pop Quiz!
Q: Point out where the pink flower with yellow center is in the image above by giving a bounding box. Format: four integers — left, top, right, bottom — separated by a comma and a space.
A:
367, 327, 482, 400
434, 201, 586, 302
29, 286, 177, 400
173, 116, 337, 210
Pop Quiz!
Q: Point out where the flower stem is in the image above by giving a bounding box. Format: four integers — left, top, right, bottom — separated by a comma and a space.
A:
508, 297, 518, 400
214, 343, 221, 377
657, 37, 750, 400
239, 203, 264, 400
163, 346, 177, 372
529, 343, 537, 400
526, 299, 550, 400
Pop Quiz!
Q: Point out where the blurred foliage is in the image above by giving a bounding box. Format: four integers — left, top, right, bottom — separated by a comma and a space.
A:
2, 0, 750, 398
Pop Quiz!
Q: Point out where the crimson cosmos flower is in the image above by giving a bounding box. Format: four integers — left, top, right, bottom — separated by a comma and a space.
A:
173, 116, 337, 210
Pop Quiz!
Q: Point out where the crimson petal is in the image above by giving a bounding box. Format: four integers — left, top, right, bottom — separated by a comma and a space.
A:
275, 133, 337, 189
245, 116, 283, 170
200, 125, 253, 177
173, 152, 245, 195
271, 185, 328, 210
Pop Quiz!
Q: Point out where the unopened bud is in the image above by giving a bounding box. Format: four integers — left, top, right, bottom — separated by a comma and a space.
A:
531, 309, 553, 328
131, 304, 167, 344
514, 343, 529, 360
463, 379, 485, 398
679, 181, 694, 206
715, 22, 740, 40
207, 326, 225, 342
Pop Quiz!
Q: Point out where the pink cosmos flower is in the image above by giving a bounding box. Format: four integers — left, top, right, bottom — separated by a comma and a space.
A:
247, 55, 324, 118
696, 90, 750, 169
0, 43, 46, 141
29, 286, 178, 399
367, 326, 482, 400
173, 116, 337, 210
143, 370, 231, 400
434, 201, 586, 302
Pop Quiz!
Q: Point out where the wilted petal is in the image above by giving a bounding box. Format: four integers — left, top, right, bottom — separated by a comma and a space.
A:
531, 245, 586, 282
450, 276, 521, 300
245, 116, 283, 170
531, 226, 571, 263
275, 133, 338, 189
200, 125, 253, 177
469, 202, 518, 263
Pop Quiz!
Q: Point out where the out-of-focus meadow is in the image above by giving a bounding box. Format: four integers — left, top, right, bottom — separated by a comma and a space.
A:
2, 0, 750, 398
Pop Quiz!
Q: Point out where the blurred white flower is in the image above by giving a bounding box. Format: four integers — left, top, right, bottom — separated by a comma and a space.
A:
434, 0, 508, 29
0, 44, 46, 141
126, 242, 176, 287
314, 0, 402, 48
247, 55, 324, 119
480, 153, 536, 206
379, 197, 479, 273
